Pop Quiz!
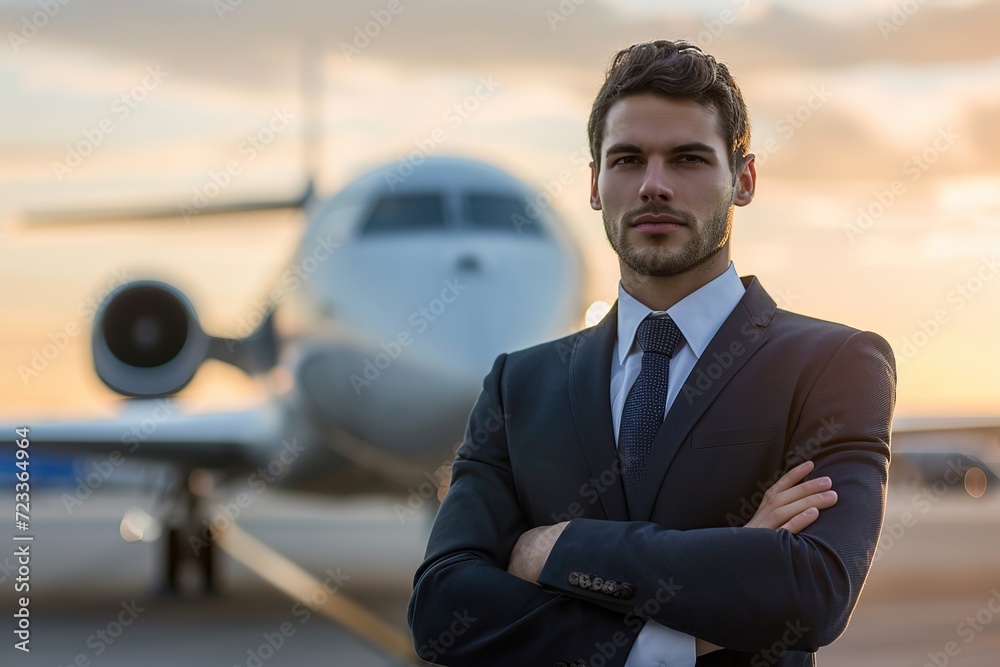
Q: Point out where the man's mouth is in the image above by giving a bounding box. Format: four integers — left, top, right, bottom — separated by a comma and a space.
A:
630, 213, 687, 233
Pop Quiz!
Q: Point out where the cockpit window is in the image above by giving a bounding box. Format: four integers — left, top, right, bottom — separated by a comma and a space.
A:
361, 194, 447, 235
462, 193, 543, 236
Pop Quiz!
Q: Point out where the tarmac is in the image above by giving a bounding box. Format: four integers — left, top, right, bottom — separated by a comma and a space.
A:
0, 485, 997, 666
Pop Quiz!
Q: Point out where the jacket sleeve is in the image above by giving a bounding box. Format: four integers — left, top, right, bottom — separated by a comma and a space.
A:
408, 353, 641, 667
537, 330, 896, 653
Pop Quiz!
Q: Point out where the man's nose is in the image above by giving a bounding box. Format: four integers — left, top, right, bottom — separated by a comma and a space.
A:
638, 163, 674, 202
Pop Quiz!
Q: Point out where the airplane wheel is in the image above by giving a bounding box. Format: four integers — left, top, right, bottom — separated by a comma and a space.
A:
200, 526, 218, 595
162, 527, 181, 594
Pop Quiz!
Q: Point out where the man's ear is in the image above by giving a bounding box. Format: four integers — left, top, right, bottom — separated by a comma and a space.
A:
590, 161, 602, 210
734, 154, 756, 207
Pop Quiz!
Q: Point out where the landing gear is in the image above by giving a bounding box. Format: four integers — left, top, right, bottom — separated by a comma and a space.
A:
159, 469, 218, 595
163, 524, 216, 595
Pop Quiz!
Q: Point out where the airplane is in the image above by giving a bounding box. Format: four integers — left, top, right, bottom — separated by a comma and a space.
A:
4, 154, 998, 610
2, 154, 588, 597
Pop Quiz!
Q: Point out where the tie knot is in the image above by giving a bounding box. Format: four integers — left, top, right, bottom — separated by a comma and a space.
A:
636, 314, 683, 357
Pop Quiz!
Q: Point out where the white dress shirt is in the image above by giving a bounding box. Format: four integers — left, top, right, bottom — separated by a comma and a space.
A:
616, 262, 746, 667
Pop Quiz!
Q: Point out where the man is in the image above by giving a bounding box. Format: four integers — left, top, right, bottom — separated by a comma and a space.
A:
408, 40, 895, 666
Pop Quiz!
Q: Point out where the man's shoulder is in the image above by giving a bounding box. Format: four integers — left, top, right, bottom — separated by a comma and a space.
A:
771, 307, 859, 338
768, 307, 893, 363
505, 326, 595, 369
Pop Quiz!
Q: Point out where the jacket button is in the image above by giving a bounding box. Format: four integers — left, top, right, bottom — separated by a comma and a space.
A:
579, 573, 592, 588
568, 571, 580, 586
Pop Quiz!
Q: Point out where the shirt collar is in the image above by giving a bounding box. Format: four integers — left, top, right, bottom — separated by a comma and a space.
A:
616, 261, 746, 364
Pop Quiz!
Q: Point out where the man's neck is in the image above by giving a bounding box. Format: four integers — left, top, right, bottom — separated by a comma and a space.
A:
620, 256, 729, 312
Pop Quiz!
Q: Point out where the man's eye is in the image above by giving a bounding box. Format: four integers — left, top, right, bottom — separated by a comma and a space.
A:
613, 156, 640, 166
677, 155, 707, 164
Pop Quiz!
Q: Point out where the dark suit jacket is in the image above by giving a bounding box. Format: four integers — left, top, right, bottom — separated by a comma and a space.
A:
408, 276, 896, 666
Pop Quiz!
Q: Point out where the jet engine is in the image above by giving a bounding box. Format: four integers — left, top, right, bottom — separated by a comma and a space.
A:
92, 280, 276, 397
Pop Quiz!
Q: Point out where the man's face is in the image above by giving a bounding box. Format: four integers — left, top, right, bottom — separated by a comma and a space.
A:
591, 93, 754, 278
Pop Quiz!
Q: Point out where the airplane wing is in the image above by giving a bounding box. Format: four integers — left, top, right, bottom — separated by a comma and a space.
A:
1, 399, 287, 471
889, 417, 1000, 496
24, 180, 314, 225
892, 416, 1000, 438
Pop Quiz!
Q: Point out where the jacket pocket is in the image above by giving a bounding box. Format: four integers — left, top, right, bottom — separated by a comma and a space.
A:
692, 423, 778, 449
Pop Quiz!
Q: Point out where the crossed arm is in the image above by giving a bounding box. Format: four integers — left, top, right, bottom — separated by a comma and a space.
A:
506, 460, 838, 657
409, 331, 895, 665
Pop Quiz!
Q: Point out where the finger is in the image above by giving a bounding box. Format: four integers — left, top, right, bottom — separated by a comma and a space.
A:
781, 507, 820, 534
746, 474, 830, 529
765, 476, 832, 513
761, 461, 814, 503
754, 490, 838, 531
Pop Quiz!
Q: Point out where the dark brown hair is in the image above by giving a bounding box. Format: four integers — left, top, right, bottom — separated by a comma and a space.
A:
587, 40, 751, 176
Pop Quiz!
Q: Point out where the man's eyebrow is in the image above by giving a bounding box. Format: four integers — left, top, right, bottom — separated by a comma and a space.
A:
671, 142, 718, 155
603, 141, 719, 157
604, 142, 643, 157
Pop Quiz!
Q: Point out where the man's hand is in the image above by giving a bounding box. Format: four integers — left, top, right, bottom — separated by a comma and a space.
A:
507, 463, 836, 656
506, 521, 568, 584
745, 460, 837, 532
697, 461, 838, 657
434, 464, 452, 503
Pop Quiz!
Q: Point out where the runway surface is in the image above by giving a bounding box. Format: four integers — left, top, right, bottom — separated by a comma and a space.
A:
1, 485, 998, 666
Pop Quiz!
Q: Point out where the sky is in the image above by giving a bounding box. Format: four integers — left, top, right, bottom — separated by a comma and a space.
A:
1, 0, 999, 418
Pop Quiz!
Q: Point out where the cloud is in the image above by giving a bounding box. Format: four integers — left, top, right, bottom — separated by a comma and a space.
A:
3, 0, 1000, 93
3, 0, 999, 210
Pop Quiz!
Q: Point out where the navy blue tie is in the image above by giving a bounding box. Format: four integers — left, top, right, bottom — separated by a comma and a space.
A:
619, 314, 684, 514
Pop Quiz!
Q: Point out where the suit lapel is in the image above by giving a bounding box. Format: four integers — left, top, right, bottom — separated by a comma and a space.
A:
567, 302, 629, 522
632, 276, 777, 521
